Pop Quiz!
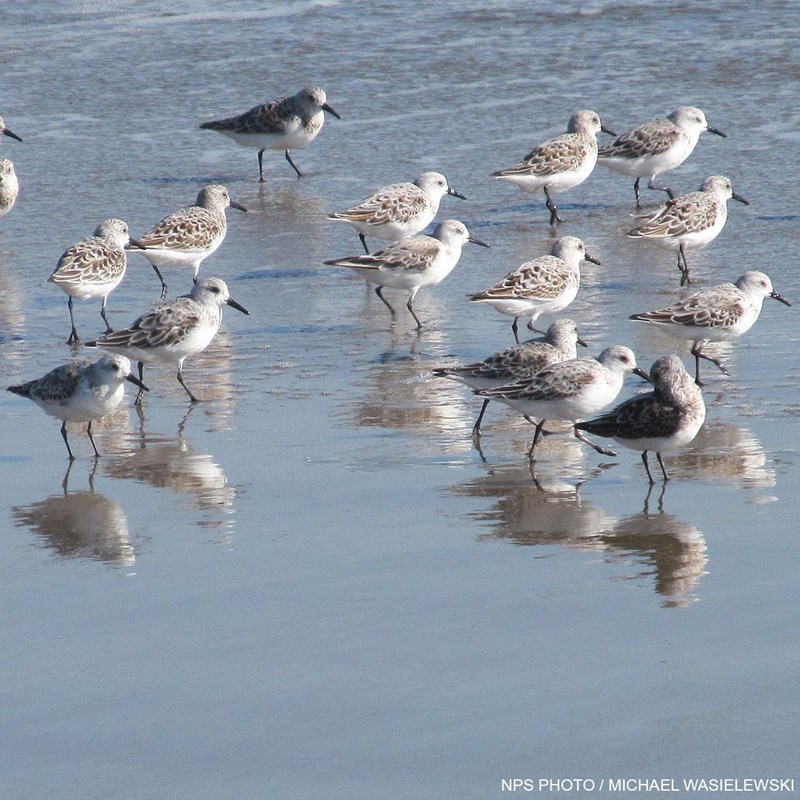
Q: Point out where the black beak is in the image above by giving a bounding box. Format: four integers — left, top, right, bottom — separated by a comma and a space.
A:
707, 125, 727, 138
600, 124, 616, 136
633, 367, 653, 382
577, 336, 589, 348
771, 290, 792, 307
2, 127, 22, 143
230, 200, 248, 212
125, 237, 146, 251
126, 373, 149, 391
322, 102, 341, 120
468, 235, 490, 248
447, 188, 467, 200
584, 252, 601, 265
227, 297, 250, 315
732, 191, 749, 205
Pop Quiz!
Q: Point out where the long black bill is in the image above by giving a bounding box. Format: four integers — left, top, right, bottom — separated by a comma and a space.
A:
227, 297, 250, 315
448, 188, 467, 200
468, 235, 490, 248
732, 191, 749, 205
126, 373, 149, 391
633, 367, 653, 383
231, 200, 248, 212
600, 124, 616, 136
577, 336, 589, 348
125, 238, 146, 251
2, 127, 22, 142
322, 103, 341, 120
771, 290, 792, 306
584, 253, 602, 265
707, 126, 727, 138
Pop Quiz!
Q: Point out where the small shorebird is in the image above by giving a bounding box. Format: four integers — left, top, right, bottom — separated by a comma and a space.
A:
48, 219, 144, 344
575, 355, 706, 483
627, 175, 748, 285
432, 318, 586, 436
469, 236, 598, 343
200, 86, 340, 181
325, 219, 489, 329
493, 110, 615, 227
134, 184, 246, 299
630, 271, 791, 385
327, 171, 466, 253
598, 106, 726, 206
89, 277, 249, 404
7, 355, 148, 459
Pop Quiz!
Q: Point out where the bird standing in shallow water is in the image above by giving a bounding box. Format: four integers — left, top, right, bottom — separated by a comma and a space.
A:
133, 184, 246, 299
493, 110, 615, 228
469, 235, 598, 344
89, 277, 249, 404
325, 219, 489, 330
200, 86, 340, 181
48, 218, 144, 345
575, 355, 706, 483
7, 355, 148, 460
598, 106, 726, 207
327, 171, 466, 254
629, 271, 791, 385
627, 175, 748, 285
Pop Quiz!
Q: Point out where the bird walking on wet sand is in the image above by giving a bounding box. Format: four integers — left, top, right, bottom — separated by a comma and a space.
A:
492, 110, 615, 227
48, 219, 145, 345
475, 345, 649, 460
598, 106, 726, 207
0, 158, 18, 218
432, 318, 586, 436
469, 236, 598, 344
0, 115, 22, 144
133, 184, 246, 299
629, 271, 791, 385
6, 355, 148, 460
88, 277, 249, 404
325, 219, 489, 329
328, 171, 466, 253
200, 86, 340, 181
626, 175, 748, 285
575, 355, 706, 483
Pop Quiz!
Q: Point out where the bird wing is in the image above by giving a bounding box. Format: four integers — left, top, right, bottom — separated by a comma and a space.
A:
138, 207, 219, 251
49, 238, 126, 285
495, 133, 592, 178
326, 237, 441, 274
330, 184, 425, 225
100, 299, 201, 349
598, 118, 678, 159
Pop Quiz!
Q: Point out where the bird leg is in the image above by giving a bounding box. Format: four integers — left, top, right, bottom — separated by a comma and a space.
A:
285, 149, 304, 178
472, 399, 490, 437
656, 452, 670, 482
86, 420, 101, 458
134, 362, 147, 404
641, 451, 655, 484
257, 148, 265, 182
151, 263, 168, 300
100, 296, 113, 333
60, 421, 75, 461
527, 419, 547, 461
358, 233, 369, 255
574, 426, 618, 456
67, 297, 80, 345
177, 367, 200, 403
544, 185, 564, 227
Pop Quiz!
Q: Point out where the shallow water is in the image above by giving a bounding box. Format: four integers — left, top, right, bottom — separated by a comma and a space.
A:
2, 1, 799, 798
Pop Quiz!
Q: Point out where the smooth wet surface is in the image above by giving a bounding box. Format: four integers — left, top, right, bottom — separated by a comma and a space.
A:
2, 2, 799, 798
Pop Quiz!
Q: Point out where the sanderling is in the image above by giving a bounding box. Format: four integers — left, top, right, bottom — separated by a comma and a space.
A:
493, 110, 615, 227
469, 236, 598, 343
630, 271, 790, 385
598, 106, 726, 206
200, 86, 340, 181
327, 171, 466, 253
433, 318, 586, 435
627, 175, 748, 285
325, 219, 489, 329
475, 345, 649, 460
0, 116, 22, 143
89, 277, 249, 404
48, 219, 144, 345
134, 184, 246, 299
0, 159, 18, 218
6, 355, 148, 459
576, 355, 706, 483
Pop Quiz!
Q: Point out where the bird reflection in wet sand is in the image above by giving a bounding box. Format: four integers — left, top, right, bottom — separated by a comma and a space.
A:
12, 462, 135, 568
104, 408, 236, 528
600, 485, 708, 608
665, 420, 776, 498
447, 465, 707, 605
